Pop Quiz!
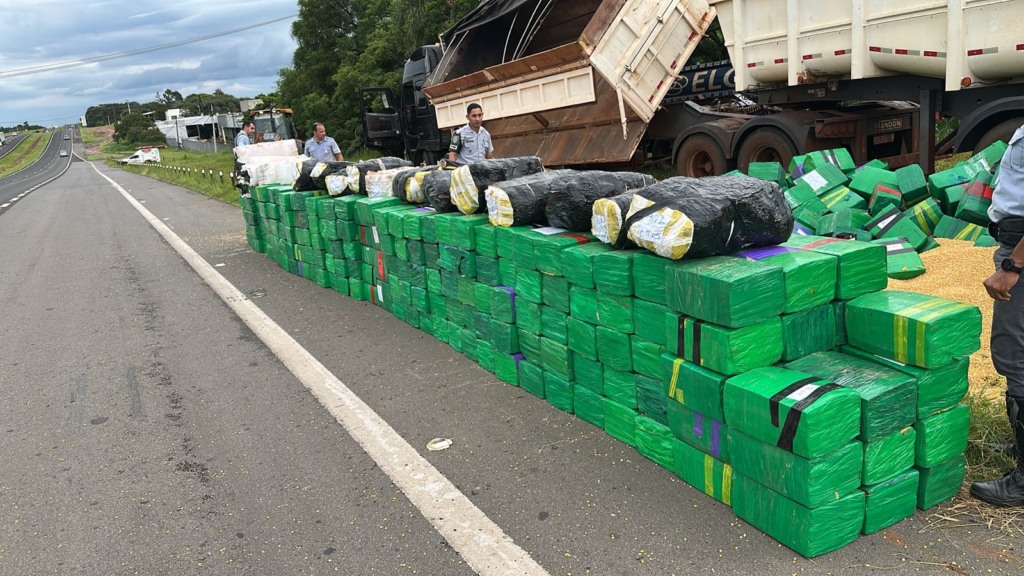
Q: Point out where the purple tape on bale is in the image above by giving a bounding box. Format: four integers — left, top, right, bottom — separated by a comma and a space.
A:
736, 245, 800, 260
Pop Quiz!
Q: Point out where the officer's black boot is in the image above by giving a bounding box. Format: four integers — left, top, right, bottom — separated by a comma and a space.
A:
970, 395, 1024, 507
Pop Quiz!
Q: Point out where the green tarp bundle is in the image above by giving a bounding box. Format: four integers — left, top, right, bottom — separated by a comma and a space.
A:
723, 366, 861, 458
666, 314, 783, 376
728, 429, 862, 508
634, 299, 670, 346
933, 215, 987, 242
672, 439, 733, 506
917, 453, 965, 510
904, 197, 943, 236
779, 305, 837, 362
593, 249, 640, 296
816, 209, 871, 239
784, 351, 916, 441
864, 204, 928, 249
636, 374, 668, 425
840, 346, 969, 418
574, 355, 604, 394
533, 232, 594, 276
872, 237, 926, 279
664, 354, 728, 420
734, 246, 836, 313
635, 416, 675, 470
666, 401, 730, 462
573, 386, 605, 427
845, 290, 981, 369
731, 472, 864, 558
596, 326, 632, 371
604, 368, 637, 408
862, 469, 919, 535
633, 253, 669, 304
862, 426, 916, 485
604, 399, 639, 447
631, 337, 664, 379
914, 404, 970, 467
666, 256, 784, 328
954, 172, 994, 226
747, 161, 787, 188
560, 242, 614, 289
519, 360, 545, 399
781, 235, 887, 300
544, 372, 574, 413
803, 148, 856, 173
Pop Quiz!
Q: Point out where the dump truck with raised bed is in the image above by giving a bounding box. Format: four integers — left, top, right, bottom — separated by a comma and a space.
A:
361, 0, 1023, 176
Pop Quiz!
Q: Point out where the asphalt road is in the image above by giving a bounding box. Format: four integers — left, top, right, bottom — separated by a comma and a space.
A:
0, 157, 1020, 575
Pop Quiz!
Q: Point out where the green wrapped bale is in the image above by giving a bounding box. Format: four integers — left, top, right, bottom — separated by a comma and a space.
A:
845, 290, 981, 369
516, 300, 542, 334
779, 305, 837, 362
819, 185, 867, 212
561, 242, 615, 288
635, 416, 675, 470
731, 472, 864, 558
747, 161, 788, 187
666, 256, 785, 328
895, 163, 929, 206
596, 292, 634, 332
867, 184, 903, 216
816, 208, 871, 238
515, 268, 542, 304
540, 337, 573, 381
904, 197, 943, 236
541, 274, 571, 313
666, 401, 729, 462
569, 286, 599, 325
933, 215, 987, 242
728, 429, 862, 508
734, 246, 836, 313
723, 366, 861, 458
634, 299, 670, 346
864, 204, 928, 250
862, 426, 916, 486
862, 469, 919, 535
914, 404, 970, 467
494, 352, 523, 385
849, 166, 898, 198
636, 374, 668, 425
803, 148, 856, 173
781, 235, 887, 299
664, 354, 728, 420
784, 351, 916, 441
672, 439, 733, 506
953, 172, 994, 226
631, 337, 665, 379
666, 314, 783, 376
604, 368, 637, 409
593, 249, 640, 296
596, 326, 633, 372
917, 453, 965, 510
574, 386, 605, 428
533, 231, 594, 276
840, 345, 969, 417
490, 286, 517, 324
544, 372, 574, 413
567, 317, 598, 360
574, 354, 605, 395
872, 237, 925, 280
519, 359, 545, 399
604, 399, 639, 447
540, 306, 568, 344
633, 253, 670, 305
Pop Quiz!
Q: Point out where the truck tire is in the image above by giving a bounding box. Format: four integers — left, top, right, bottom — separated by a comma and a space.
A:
975, 118, 1023, 153
737, 128, 797, 174
676, 135, 727, 177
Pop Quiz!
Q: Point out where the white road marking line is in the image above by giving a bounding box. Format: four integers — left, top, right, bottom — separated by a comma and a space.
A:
89, 163, 550, 576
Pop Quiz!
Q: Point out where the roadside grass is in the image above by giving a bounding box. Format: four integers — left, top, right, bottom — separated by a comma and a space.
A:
0, 132, 51, 178
965, 390, 1016, 482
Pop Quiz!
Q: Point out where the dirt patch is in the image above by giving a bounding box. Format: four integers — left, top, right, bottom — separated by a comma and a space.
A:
85, 127, 115, 156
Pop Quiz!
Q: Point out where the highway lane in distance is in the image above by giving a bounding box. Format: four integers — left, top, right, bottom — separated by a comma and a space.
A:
0, 131, 72, 212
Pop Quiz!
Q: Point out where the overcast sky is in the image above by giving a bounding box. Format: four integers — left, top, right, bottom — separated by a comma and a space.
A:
0, 1, 299, 128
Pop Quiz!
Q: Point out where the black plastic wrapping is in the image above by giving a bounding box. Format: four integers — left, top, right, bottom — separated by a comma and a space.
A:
351, 157, 413, 194
424, 168, 459, 213
450, 156, 545, 213
293, 158, 323, 192
311, 160, 353, 190
392, 166, 438, 203
546, 170, 656, 231
485, 169, 574, 226
616, 175, 794, 258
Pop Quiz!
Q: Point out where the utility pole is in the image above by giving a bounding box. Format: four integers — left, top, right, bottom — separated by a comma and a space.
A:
127, 101, 132, 115
211, 105, 217, 153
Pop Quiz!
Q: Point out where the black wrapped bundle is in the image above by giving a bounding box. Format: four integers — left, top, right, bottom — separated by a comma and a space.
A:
311, 161, 353, 191
392, 166, 437, 204
609, 175, 793, 259
293, 158, 323, 192
591, 178, 697, 244
546, 171, 656, 231
424, 168, 459, 213
450, 156, 545, 214
345, 157, 413, 195
484, 170, 573, 227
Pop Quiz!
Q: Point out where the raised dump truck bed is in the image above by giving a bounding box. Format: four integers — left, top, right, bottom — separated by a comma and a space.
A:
421, 0, 716, 165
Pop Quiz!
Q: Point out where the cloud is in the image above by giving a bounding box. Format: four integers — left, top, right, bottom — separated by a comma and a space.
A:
0, 0, 298, 126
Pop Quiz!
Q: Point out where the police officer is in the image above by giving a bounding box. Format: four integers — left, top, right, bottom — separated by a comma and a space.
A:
972, 121, 1024, 507
447, 103, 494, 164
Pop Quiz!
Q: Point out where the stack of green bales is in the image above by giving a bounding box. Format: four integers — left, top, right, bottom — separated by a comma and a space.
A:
742, 144, 1006, 280
240, 164, 981, 558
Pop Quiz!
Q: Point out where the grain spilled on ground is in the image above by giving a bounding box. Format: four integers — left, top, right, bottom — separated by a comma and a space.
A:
887, 239, 1003, 399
